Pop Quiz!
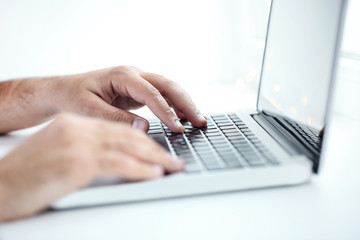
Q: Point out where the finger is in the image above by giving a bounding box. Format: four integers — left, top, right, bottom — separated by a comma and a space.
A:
118, 74, 185, 132
121, 134, 184, 172
165, 98, 186, 119
101, 123, 184, 172
111, 95, 144, 110
87, 96, 150, 132
173, 107, 186, 120
140, 72, 207, 127
99, 152, 164, 181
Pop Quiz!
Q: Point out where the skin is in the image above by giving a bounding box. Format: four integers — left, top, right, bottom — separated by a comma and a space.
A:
0, 66, 207, 222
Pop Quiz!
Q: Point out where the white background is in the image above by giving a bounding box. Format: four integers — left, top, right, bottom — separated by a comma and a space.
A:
0, 0, 359, 116
1, 1, 360, 239
0, 0, 270, 86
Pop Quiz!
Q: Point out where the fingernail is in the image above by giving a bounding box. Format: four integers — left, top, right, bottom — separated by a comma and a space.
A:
132, 119, 148, 131
152, 164, 164, 175
175, 119, 184, 130
197, 113, 207, 122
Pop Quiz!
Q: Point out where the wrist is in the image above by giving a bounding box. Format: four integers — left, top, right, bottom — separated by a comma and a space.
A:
30, 77, 59, 118
44, 74, 83, 114
0, 77, 58, 132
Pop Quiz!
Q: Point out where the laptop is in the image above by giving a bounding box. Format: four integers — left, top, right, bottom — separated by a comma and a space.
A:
52, 0, 347, 209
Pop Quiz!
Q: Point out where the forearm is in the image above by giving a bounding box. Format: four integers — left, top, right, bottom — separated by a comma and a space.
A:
0, 78, 57, 133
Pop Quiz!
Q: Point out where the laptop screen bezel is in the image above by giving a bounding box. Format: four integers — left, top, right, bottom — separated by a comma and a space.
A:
255, 0, 348, 130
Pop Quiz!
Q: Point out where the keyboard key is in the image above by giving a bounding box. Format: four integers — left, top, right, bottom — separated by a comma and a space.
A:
207, 135, 226, 140
175, 149, 192, 156
211, 114, 227, 119
192, 143, 209, 149
248, 161, 266, 167
227, 135, 245, 140
232, 142, 249, 147
204, 132, 223, 137
216, 122, 234, 127
148, 129, 163, 134
219, 125, 236, 130
213, 142, 231, 148
203, 128, 220, 133
218, 153, 241, 166
204, 162, 222, 170
224, 132, 243, 137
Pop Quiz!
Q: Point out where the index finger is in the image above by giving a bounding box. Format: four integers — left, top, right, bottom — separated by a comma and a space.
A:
140, 71, 207, 128
120, 73, 185, 132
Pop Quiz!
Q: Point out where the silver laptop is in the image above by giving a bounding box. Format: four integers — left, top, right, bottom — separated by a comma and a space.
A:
53, 0, 347, 209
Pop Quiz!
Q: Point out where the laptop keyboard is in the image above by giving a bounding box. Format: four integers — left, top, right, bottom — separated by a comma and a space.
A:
148, 113, 279, 173
283, 118, 322, 152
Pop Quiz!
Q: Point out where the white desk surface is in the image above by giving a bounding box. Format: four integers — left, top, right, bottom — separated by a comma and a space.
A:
0, 60, 360, 239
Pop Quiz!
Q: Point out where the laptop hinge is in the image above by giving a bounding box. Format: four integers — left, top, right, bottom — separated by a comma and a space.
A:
252, 112, 319, 173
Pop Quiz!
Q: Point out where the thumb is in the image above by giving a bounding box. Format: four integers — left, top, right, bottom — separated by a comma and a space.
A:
91, 100, 149, 132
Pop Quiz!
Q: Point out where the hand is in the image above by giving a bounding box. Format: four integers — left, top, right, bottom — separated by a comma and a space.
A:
0, 66, 206, 133
0, 113, 184, 222
49, 66, 207, 132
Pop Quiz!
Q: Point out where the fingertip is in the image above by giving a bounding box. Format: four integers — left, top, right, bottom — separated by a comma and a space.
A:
198, 114, 208, 126
162, 155, 184, 173
173, 119, 185, 133
197, 112, 207, 121
152, 164, 165, 177
172, 156, 185, 171
190, 113, 207, 128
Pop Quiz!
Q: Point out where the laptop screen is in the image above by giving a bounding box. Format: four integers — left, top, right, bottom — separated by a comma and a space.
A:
257, 0, 345, 130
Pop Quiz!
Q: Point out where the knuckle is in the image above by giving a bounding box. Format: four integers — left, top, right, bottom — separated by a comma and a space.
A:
164, 107, 175, 117
64, 151, 86, 167
146, 85, 162, 99
128, 65, 138, 71
53, 114, 80, 138
107, 66, 138, 90
109, 65, 133, 77
100, 135, 117, 150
